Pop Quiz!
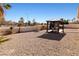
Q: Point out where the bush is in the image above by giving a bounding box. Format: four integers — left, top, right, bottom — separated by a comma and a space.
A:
10, 26, 13, 30
36, 25, 47, 31
41, 25, 47, 30
63, 20, 69, 24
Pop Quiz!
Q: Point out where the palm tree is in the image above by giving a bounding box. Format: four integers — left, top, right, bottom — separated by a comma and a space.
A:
0, 3, 11, 26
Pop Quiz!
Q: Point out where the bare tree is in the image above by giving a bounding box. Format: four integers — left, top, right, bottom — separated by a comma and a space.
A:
19, 17, 25, 26
27, 20, 31, 26
18, 17, 25, 33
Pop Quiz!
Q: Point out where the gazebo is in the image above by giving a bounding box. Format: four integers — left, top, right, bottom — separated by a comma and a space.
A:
46, 20, 64, 33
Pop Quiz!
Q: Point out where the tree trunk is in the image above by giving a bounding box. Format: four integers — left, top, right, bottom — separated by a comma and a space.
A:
0, 6, 5, 25
18, 26, 21, 33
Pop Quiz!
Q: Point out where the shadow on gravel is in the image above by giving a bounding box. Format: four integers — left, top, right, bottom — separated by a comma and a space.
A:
38, 32, 66, 41
0, 38, 10, 44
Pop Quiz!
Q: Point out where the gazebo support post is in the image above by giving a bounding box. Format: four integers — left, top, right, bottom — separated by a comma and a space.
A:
46, 21, 48, 33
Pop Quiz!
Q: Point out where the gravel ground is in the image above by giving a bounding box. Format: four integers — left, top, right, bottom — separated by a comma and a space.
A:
0, 28, 79, 56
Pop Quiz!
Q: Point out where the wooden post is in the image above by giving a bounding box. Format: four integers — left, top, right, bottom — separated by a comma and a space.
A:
62, 22, 64, 33
57, 22, 59, 33
47, 21, 48, 32
59, 21, 64, 33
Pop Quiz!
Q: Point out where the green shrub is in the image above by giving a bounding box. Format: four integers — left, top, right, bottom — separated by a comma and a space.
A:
63, 20, 69, 24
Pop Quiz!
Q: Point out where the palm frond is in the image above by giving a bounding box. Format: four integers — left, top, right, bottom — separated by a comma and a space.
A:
4, 4, 11, 10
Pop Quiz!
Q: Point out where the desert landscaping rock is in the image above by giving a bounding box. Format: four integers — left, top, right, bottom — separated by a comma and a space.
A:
0, 29, 79, 55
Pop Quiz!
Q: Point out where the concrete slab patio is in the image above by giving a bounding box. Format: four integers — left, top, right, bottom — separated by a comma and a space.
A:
0, 29, 79, 56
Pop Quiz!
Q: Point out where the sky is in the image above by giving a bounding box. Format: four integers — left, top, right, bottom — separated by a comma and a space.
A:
4, 3, 79, 23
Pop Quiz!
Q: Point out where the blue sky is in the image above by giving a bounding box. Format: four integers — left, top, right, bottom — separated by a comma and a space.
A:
4, 3, 78, 23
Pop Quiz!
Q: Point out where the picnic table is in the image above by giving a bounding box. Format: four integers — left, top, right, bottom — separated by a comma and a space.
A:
46, 20, 64, 33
